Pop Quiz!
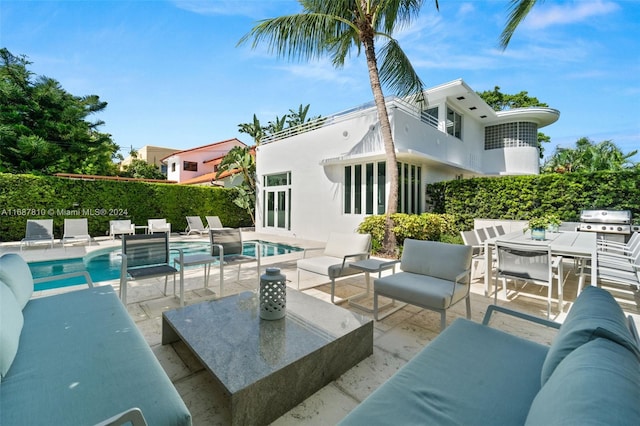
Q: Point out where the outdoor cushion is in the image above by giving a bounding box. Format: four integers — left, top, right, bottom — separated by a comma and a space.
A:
0, 253, 33, 309
340, 318, 548, 426
323, 232, 370, 258
1, 285, 191, 425
400, 239, 472, 282
0, 281, 23, 378
375, 272, 467, 309
540, 285, 640, 385
526, 337, 640, 425
297, 256, 359, 278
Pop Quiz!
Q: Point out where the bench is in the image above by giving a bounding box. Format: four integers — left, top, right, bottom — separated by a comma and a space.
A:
340, 285, 640, 425
0, 253, 191, 425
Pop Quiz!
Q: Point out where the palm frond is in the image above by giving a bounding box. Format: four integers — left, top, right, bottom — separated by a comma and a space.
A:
500, 0, 539, 49
377, 38, 425, 102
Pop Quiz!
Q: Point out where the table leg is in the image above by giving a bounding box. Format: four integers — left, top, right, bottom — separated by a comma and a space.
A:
348, 269, 395, 313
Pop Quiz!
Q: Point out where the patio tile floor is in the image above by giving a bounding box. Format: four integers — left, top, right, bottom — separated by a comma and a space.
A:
3, 232, 639, 425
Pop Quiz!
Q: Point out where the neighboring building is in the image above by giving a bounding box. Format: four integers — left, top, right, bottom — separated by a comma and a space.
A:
255, 79, 559, 242
162, 138, 247, 184
180, 146, 256, 187
120, 145, 180, 175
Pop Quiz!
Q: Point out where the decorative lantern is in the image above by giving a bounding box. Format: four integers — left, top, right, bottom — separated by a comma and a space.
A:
259, 268, 286, 320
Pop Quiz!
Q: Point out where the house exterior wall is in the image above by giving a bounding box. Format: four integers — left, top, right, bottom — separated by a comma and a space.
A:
120, 145, 179, 173
164, 139, 246, 183
255, 80, 558, 242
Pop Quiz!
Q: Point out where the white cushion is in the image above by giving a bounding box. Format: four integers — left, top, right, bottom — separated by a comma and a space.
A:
0, 253, 34, 309
0, 281, 24, 378
323, 233, 371, 258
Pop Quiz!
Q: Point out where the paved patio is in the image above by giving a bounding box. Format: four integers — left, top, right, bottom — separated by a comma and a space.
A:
3, 232, 639, 425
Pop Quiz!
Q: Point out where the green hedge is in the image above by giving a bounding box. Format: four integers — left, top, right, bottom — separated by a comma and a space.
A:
0, 173, 252, 241
425, 170, 640, 230
358, 213, 459, 254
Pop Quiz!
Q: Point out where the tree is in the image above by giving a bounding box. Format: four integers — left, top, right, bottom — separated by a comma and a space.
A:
239, 0, 436, 255
215, 146, 256, 224
477, 85, 550, 158
500, 0, 539, 49
0, 48, 119, 175
542, 137, 638, 173
238, 114, 265, 145
120, 158, 166, 180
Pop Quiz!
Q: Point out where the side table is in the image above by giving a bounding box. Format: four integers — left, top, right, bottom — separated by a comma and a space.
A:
134, 225, 149, 234
349, 258, 400, 313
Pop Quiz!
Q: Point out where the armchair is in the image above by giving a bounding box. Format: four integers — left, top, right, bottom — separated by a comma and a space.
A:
296, 232, 372, 304
373, 239, 473, 331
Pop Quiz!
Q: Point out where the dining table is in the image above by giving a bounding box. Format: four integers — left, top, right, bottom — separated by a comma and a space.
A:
483, 230, 598, 296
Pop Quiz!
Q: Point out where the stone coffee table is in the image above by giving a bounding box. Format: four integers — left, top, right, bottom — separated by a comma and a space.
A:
162, 289, 373, 425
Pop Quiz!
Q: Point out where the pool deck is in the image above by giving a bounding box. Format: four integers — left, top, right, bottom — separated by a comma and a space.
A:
2, 232, 640, 425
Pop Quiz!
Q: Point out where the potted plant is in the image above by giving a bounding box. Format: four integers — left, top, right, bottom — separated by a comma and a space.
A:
523, 217, 549, 240
545, 214, 562, 233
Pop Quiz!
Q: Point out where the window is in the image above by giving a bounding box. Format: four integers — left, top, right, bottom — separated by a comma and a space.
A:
183, 161, 198, 172
484, 122, 538, 150
343, 161, 420, 215
171, 163, 176, 172
264, 172, 291, 187
446, 107, 462, 139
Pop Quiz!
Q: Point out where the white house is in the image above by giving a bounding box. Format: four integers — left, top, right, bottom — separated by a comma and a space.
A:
254, 79, 559, 242
162, 138, 247, 184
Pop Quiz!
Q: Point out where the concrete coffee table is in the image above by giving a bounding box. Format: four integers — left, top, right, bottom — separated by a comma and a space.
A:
162, 289, 373, 425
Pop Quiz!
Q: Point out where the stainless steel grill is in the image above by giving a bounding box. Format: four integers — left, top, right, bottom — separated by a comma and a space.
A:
579, 209, 632, 235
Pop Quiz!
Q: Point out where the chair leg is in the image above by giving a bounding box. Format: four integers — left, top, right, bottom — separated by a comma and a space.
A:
219, 262, 224, 297
465, 295, 471, 320
440, 311, 447, 331
373, 292, 379, 320
330, 278, 336, 304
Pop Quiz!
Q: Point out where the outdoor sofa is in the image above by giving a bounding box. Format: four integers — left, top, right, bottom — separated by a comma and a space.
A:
0, 253, 191, 425
340, 285, 640, 425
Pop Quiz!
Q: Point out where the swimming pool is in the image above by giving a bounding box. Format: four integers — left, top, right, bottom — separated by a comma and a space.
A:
29, 240, 303, 291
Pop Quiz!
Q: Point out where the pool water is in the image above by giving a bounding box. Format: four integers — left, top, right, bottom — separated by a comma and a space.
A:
29, 240, 302, 291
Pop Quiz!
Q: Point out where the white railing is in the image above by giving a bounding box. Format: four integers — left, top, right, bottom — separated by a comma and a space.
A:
261, 96, 439, 145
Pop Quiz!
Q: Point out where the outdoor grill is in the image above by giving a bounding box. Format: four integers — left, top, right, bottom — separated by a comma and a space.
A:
578, 209, 635, 242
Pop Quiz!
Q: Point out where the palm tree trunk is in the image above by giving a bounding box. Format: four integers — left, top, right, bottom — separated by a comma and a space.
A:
362, 36, 398, 256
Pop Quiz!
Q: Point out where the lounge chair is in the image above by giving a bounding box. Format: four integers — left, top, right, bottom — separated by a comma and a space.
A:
20, 219, 55, 250
297, 232, 372, 304
148, 218, 171, 234
185, 216, 208, 236
206, 216, 225, 229
62, 218, 92, 246
109, 220, 135, 239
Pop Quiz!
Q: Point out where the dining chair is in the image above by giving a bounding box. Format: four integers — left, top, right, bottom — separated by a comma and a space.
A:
494, 225, 506, 236
494, 241, 564, 318
460, 230, 490, 279
475, 228, 489, 244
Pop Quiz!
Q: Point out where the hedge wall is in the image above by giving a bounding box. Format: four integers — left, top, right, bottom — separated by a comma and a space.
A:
0, 174, 252, 242
425, 170, 640, 231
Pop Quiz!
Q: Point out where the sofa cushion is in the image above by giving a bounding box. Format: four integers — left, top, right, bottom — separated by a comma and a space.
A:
526, 337, 640, 425
0, 281, 24, 379
541, 286, 639, 385
323, 232, 370, 259
375, 272, 468, 309
400, 239, 472, 283
1, 285, 191, 425
0, 253, 34, 309
340, 319, 548, 425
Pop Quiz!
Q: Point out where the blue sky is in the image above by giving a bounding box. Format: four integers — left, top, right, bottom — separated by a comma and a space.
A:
1, 0, 639, 162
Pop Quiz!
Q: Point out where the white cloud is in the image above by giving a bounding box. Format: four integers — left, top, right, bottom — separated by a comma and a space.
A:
171, 0, 299, 19
458, 3, 475, 16
524, 0, 620, 29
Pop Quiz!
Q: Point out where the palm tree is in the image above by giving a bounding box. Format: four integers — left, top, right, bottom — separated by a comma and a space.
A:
238, 114, 266, 145
542, 137, 637, 173
238, 0, 436, 255
499, 0, 538, 49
